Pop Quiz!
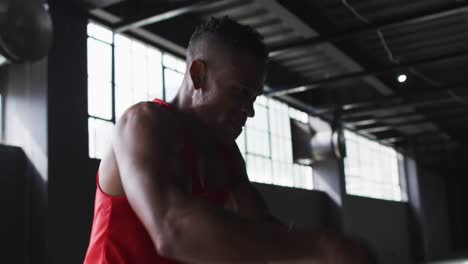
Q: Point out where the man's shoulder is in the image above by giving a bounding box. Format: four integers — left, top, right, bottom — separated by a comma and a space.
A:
129, 101, 176, 117
122, 101, 181, 126
116, 101, 183, 141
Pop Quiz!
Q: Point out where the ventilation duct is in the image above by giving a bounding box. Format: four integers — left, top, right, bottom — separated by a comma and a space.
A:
291, 116, 346, 165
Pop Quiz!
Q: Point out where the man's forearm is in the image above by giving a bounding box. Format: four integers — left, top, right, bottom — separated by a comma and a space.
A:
164, 198, 323, 263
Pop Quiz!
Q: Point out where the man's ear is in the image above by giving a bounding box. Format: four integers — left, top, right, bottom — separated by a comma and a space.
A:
189, 59, 206, 90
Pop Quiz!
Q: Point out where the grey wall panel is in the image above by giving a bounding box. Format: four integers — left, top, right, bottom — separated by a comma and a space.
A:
3, 60, 48, 178
343, 195, 412, 264
0, 145, 27, 263
2, 59, 48, 264
417, 166, 452, 260
254, 183, 339, 230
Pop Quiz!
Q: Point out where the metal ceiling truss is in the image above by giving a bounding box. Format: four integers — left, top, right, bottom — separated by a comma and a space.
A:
266, 48, 468, 96
268, 3, 468, 55
112, 0, 213, 33
345, 105, 468, 124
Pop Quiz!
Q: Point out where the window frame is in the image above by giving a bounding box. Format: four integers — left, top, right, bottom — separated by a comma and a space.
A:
238, 96, 314, 190
343, 130, 406, 202
86, 22, 187, 159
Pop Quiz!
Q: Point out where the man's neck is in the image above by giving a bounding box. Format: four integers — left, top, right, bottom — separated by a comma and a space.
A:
169, 84, 234, 147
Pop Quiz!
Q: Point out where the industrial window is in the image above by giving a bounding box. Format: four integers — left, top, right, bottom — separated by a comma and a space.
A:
114, 34, 166, 120
87, 23, 114, 159
236, 96, 313, 190
87, 23, 313, 190
87, 23, 185, 159
344, 130, 404, 201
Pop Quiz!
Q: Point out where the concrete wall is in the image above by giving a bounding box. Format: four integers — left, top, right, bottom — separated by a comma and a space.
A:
445, 156, 468, 252
417, 166, 451, 260
406, 156, 427, 260
406, 154, 453, 261
254, 182, 415, 264
343, 195, 413, 264
255, 183, 340, 230
3, 61, 48, 178
0, 145, 27, 263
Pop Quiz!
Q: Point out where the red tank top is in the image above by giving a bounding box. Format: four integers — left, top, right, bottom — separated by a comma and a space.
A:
84, 99, 237, 264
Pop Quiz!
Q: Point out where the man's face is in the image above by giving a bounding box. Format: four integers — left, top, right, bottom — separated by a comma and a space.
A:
195, 51, 266, 142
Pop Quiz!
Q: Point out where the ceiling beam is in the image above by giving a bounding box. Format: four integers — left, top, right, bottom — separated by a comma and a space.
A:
345, 104, 468, 124
75, 0, 125, 9
379, 131, 448, 141
340, 95, 468, 120
265, 49, 468, 96
268, 3, 468, 55
335, 85, 468, 113
332, 86, 468, 121
113, 0, 214, 33
355, 114, 468, 131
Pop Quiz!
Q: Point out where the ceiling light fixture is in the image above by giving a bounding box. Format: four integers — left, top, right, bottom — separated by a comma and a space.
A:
398, 74, 407, 83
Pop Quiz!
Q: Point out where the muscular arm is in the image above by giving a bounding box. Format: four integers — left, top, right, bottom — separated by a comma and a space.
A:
112, 102, 375, 264
225, 150, 283, 225
112, 102, 326, 263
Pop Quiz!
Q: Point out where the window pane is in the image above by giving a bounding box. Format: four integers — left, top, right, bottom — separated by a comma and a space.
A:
176, 59, 187, 74
0, 54, 7, 65
115, 40, 131, 88
247, 154, 272, 184
246, 128, 269, 157
164, 68, 183, 102
162, 53, 178, 69
344, 130, 403, 201
247, 104, 268, 132
147, 47, 163, 99
236, 129, 246, 159
133, 91, 148, 105
293, 164, 313, 190
115, 36, 164, 116
88, 118, 114, 159
87, 23, 113, 44
289, 107, 308, 123
88, 118, 96, 158
273, 162, 293, 187
163, 53, 184, 70
115, 85, 133, 120
255, 95, 268, 106
88, 78, 112, 120
115, 34, 131, 49
246, 102, 270, 158
87, 38, 112, 82
243, 97, 313, 190
131, 40, 148, 97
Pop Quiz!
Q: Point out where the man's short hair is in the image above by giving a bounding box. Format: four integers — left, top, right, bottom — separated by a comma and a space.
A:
188, 16, 268, 63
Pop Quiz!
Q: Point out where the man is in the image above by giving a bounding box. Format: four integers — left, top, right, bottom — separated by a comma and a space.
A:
84, 17, 376, 264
